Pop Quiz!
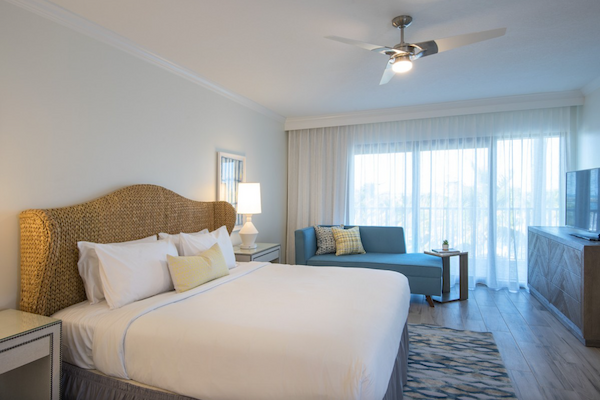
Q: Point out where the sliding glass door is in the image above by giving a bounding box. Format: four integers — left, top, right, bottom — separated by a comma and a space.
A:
348, 135, 562, 290
287, 107, 571, 290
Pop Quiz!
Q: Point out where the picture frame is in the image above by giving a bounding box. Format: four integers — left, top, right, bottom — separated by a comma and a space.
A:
217, 152, 246, 229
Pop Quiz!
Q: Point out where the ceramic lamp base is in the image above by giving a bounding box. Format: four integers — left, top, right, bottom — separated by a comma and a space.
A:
239, 217, 258, 249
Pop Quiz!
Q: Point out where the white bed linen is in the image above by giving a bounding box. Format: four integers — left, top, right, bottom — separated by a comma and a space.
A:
54, 262, 410, 400
54, 262, 262, 369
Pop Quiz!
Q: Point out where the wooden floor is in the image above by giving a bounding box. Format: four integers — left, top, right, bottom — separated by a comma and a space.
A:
408, 285, 600, 400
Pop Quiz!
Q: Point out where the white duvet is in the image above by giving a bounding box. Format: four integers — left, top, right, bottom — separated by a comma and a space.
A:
55, 262, 410, 400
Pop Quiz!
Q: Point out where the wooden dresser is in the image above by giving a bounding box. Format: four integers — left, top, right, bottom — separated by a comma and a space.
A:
528, 226, 600, 347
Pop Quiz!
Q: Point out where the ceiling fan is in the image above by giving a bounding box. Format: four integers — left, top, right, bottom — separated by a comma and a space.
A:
326, 15, 506, 85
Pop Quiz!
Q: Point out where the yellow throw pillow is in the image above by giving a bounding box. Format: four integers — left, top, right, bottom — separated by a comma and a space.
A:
167, 243, 229, 293
331, 226, 366, 256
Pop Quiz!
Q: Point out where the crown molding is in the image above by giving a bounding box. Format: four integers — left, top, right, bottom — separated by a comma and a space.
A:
284, 90, 585, 131
5, 0, 285, 124
582, 75, 600, 96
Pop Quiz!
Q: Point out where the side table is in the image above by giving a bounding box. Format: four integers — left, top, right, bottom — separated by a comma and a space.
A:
0, 309, 62, 400
234, 243, 281, 263
424, 250, 469, 303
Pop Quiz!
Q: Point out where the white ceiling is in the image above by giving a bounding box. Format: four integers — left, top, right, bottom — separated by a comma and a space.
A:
47, 0, 600, 119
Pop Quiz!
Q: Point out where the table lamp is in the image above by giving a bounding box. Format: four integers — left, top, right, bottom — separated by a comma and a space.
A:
237, 183, 261, 249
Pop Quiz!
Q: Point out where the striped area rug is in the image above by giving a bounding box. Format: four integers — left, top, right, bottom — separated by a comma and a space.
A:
404, 324, 518, 399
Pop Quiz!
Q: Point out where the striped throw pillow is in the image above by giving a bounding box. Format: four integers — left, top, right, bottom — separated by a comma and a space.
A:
331, 226, 366, 256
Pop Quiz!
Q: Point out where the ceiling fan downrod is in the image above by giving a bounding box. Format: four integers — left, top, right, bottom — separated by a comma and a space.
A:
392, 15, 413, 45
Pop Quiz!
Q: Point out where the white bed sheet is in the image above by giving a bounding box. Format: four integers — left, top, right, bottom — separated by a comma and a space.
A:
54, 262, 410, 400
54, 262, 262, 369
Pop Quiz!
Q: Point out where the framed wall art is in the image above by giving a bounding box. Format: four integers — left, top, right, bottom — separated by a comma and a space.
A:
217, 152, 246, 228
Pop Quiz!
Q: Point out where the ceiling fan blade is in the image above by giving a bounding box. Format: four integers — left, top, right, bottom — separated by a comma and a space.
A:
414, 27, 506, 58
379, 62, 395, 85
326, 35, 391, 53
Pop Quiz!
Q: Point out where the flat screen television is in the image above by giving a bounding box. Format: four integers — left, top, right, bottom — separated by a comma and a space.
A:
566, 167, 600, 240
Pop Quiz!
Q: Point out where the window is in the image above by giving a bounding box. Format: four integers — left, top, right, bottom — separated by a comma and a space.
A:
349, 135, 562, 289
351, 149, 414, 249
286, 107, 572, 290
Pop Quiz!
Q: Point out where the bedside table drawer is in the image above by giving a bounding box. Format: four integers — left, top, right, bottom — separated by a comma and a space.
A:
253, 248, 280, 263
0, 335, 50, 375
234, 243, 281, 263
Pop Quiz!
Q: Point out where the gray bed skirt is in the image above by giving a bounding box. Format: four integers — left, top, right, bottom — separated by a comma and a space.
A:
62, 322, 409, 400
383, 320, 409, 400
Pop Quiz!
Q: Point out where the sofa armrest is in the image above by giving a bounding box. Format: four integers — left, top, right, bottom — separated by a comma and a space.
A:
295, 227, 317, 265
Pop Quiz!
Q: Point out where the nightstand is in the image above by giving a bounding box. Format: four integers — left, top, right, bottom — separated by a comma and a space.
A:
234, 243, 281, 263
0, 309, 61, 400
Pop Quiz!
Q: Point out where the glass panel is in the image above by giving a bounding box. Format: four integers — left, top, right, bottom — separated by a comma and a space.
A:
348, 133, 561, 289
218, 153, 245, 227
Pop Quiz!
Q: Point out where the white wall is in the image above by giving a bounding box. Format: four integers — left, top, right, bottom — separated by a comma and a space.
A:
0, 2, 287, 310
578, 87, 600, 170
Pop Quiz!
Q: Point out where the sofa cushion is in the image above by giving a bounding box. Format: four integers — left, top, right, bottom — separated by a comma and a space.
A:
314, 225, 339, 255
332, 226, 366, 255
356, 226, 407, 254
307, 253, 442, 278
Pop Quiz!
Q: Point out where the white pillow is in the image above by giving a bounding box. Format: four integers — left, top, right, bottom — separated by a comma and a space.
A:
77, 235, 157, 304
158, 229, 208, 255
179, 231, 217, 256
180, 226, 236, 269
95, 240, 178, 309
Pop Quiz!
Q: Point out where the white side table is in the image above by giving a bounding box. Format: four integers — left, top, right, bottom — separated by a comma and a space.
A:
234, 243, 281, 263
0, 309, 62, 400
424, 250, 469, 303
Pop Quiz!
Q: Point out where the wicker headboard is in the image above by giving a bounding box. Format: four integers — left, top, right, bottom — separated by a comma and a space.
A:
19, 184, 236, 316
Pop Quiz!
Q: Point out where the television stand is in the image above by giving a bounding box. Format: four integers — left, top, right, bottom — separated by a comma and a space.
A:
528, 226, 600, 347
570, 232, 600, 241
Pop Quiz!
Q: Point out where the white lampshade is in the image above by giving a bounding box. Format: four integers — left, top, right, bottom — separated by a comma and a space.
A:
237, 183, 262, 215
237, 183, 262, 249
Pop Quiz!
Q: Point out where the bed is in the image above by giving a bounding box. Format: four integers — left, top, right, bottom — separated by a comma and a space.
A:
19, 184, 410, 400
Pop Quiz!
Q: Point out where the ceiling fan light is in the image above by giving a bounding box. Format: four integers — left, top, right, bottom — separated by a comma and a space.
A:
392, 57, 413, 73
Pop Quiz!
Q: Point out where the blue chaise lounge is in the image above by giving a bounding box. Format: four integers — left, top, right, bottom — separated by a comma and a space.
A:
295, 226, 443, 307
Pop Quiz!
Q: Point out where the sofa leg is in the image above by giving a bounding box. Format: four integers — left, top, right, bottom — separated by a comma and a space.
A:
425, 295, 434, 308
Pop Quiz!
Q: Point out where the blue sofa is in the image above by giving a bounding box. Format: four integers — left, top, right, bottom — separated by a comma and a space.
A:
295, 226, 442, 306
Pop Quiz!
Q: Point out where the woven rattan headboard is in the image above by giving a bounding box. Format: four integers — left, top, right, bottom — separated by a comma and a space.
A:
19, 184, 236, 316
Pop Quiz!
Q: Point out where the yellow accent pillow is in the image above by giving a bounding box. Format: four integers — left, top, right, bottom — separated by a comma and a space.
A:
166, 243, 229, 293
332, 226, 366, 256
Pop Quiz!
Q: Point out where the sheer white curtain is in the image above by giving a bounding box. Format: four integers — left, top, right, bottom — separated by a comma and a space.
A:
287, 107, 572, 291
286, 126, 351, 263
